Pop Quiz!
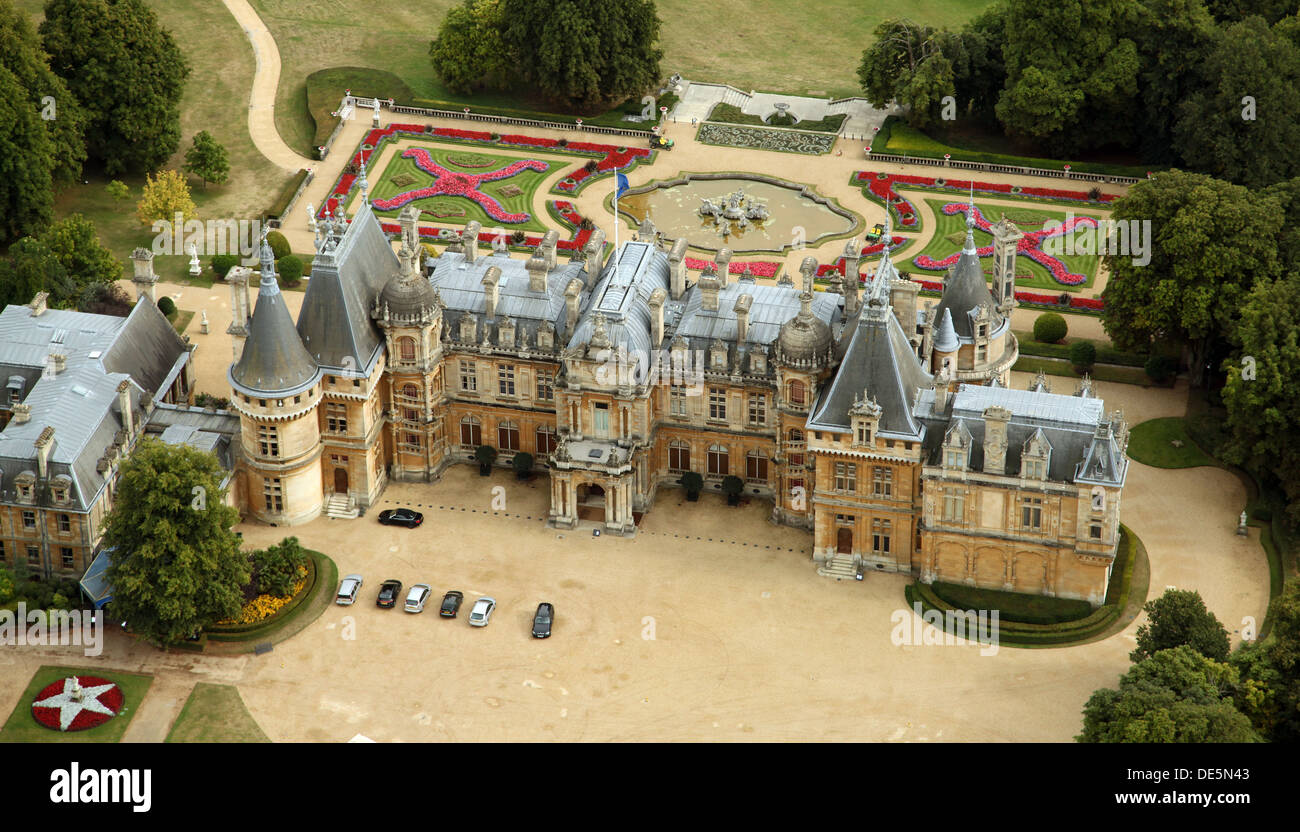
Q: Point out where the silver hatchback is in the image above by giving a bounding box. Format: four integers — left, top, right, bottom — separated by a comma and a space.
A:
468, 596, 496, 627
404, 583, 432, 613
335, 574, 364, 606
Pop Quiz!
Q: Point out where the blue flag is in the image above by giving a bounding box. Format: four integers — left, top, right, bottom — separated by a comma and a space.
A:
616, 172, 629, 198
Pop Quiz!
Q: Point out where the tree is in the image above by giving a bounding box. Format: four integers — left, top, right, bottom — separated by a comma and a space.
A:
1100, 170, 1281, 386
721, 475, 744, 505
475, 444, 498, 473
253, 537, 308, 598
1173, 16, 1300, 188
0, 564, 13, 604
1132, 588, 1231, 662
265, 230, 291, 260
679, 471, 703, 500
106, 180, 129, 201
136, 169, 197, 227
276, 255, 302, 288
78, 281, 132, 316
210, 254, 239, 279
1130, 0, 1221, 165
1205, 0, 1299, 23
429, 0, 509, 95
994, 0, 1143, 154
40, 214, 123, 293
501, 0, 663, 110
103, 438, 248, 646
0, 0, 85, 188
512, 451, 534, 479
0, 237, 73, 308
1033, 312, 1068, 343
156, 295, 176, 317
1069, 341, 1096, 372
40, 0, 190, 176
0, 63, 55, 245
857, 19, 953, 128
182, 130, 229, 188
1078, 646, 1261, 742
1220, 274, 1300, 524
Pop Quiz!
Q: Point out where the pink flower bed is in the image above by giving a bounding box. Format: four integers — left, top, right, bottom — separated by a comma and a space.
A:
684, 257, 780, 278
369, 147, 549, 222
911, 203, 1095, 286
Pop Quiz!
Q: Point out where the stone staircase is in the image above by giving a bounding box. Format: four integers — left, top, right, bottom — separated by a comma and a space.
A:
325, 494, 358, 520
817, 553, 859, 581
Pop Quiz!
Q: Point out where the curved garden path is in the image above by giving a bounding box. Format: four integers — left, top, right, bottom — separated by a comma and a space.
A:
222, 0, 315, 172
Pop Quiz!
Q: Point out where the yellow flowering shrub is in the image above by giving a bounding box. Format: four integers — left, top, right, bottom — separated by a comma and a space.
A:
217, 574, 309, 626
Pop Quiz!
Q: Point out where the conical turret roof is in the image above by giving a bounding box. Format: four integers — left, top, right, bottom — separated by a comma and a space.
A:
932, 208, 1001, 340
229, 241, 320, 396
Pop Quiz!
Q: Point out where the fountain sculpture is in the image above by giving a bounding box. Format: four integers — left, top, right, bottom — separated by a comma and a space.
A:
699, 188, 770, 238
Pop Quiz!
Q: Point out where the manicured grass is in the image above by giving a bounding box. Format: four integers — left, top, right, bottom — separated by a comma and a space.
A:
362, 144, 552, 233
166, 683, 269, 743
910, 198, 1101, 292
306, 66, 416, 150
0, 665, 153, 743
1012, 356, 1151, 386
1126, 417, 1218, 469
169, 309, 195, 334
1014, 331, 1149, 367
930, 581, 1094, 625
706, 103, 846, 133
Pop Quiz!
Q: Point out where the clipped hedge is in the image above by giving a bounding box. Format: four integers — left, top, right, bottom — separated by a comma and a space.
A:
264, 168, 311, 221
1033, 312, 1068, 344
929, 581, 1094, 625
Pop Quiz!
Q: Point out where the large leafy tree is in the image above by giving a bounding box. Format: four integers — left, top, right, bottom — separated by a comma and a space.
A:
994, 0, 1143, 154
1100, 169, 1282, 385
1131, 589, 1231, 662
182, 130, 229, 188
1220, 274, 1300, 523
0, 0, 85, 188
1173, 15, 1300, 189
0, 64, 55, 245
429, 0, 508, 95
500, 0, 662, 110
1204, 0, 1299, 23
1130, 0, 1220, 165
40, 0, 190, 176
1078, 646, 1261, 742
1231, 579, 1300, 741
103, 439, 248, 646
0, 237, 73, 308
40, 213, 122, 293
857, 19, 953, 128
136, 169, 196, 227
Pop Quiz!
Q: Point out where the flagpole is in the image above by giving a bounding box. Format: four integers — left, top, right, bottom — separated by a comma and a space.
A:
613, 172, 619, 261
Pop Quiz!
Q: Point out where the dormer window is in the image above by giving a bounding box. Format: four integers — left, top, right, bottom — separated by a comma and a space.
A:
857, 423, 872, 445
1020, 430, 1052, 480
16, 472, 35, 502
945, 448, 965, 468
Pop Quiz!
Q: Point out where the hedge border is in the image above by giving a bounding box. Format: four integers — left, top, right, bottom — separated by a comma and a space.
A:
205, 550, 326, 641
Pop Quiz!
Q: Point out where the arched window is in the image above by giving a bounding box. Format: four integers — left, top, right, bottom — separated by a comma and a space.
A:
460, 415, 481, 447
401, 383, 419, 399
707, 444, 729, 476
788, 428, 804, 443
398, 337, 417, 362
668, 440, 690, 472
497, 420, 520, 451
788, 380, 806, 405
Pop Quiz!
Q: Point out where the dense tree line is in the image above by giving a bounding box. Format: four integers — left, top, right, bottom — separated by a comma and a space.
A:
859, 0, 1300, 188
429, 0, 663, 110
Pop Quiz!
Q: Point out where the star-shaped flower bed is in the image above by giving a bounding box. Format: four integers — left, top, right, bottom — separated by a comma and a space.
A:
32, 675, 123, 732
911, 203, 1097, 286
371, 148, 549, 223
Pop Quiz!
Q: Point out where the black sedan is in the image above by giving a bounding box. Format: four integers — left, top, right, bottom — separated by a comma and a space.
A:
377, 508, 423, 528
376, 579, 403, 608
439, 590, 464, 618
532, 602, 554, 638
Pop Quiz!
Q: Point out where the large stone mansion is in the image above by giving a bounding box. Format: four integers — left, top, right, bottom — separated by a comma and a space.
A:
219, 186, 1128, 606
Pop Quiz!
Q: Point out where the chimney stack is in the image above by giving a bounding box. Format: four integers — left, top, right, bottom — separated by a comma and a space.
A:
565, 278, 583, 332
699, 269, 720, 312
47, 354, 66, 375
226, 266, 252, 363
734, 293, 752, 343
583, 229, 607, 282
648, 288, 667, 347
714, 247, 733, 288
982, 406, 1011, 475
668, 238, 688, 299
934, 366, 951, 412
12, 403, 31, 424
117, 380, 134, 436
462, 221, 481, 267
29, 292, 49, 317
131, 248, 158, 302
842, 239, 860, 315
526, 252, 549, 293
538, 230, 559, 271
35, 427, 54, 480
481, 266, 501, 319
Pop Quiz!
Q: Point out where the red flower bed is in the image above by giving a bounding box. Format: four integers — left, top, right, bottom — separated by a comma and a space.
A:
499, 134, 559, 148
31, 675, 123, 732
857, 170, 1118, 210
684, 257, 779, 278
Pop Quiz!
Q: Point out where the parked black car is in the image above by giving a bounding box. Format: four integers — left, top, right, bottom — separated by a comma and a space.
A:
376, 579, 403, 608
532, 602, 554, 638
439, 590, 464, 618
377, 508, 423, 528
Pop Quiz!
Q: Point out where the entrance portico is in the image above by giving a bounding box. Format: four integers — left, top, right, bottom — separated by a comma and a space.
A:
548, 436, 639, 535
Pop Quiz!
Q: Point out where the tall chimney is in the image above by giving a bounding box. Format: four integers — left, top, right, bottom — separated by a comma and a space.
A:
934, 366, 951, 412
982, 406, 1011, 475
481, 266, 501, 319
462, 221, 481, 267
699, 270, 720, 312
117, 380, 134, 436
842, 239, 860, 316
891, 276, 920, 343
714, 247, 733, 289
583, 229, 607, 282
226, 266, 252, 363
668, 238, 688, 299
35, 427, 54, 480
11, 403, 31, 424
565, 278, 583, 332
734, 293, 752, 342
131, 248, 158, 302
29, 292, 50, 317
648, 288, 667, 347
526, 252, 548, 293
538, 230, 559, 271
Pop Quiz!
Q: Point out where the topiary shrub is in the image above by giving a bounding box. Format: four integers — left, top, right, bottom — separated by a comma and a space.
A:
512, 451, 534, 479
475, 444, 498, 475
721, 475, 744, 506
265, 230, 291, 260
583, 160, 598, 172
1070, 340, 1097, 372
1033, 312, 1068, 344
679, 471, 703, 501
1144, 354, 1176, 383
211, 254, 239, 279
156, 296, 177, 316
277, 254, 303, 287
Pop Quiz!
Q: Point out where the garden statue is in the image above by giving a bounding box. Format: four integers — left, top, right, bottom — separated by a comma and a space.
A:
306, 202, 318, 232
200, 310, 209, 334
372, 96, 382, 127
1237, 511, 1248, 536
187, 242, 200, 276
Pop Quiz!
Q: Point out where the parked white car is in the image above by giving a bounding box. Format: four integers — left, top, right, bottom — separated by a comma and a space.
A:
335, 574, 364, 606
468, 596, 496, 627
404, 583, 432, 613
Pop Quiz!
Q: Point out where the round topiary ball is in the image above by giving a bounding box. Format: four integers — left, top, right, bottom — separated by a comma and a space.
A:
277, 254, 303, 288
1069, 340, 1096, 371
157, 296, 177, 316
1033, 312, 1068, 344
265, 230, 291, 260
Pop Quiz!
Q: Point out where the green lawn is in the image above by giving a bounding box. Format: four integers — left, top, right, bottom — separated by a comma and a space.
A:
1013, 356, 1151, 386
1126, 417, 1219, 469
930, 580, 1095, 625
0, 666, 153, 743
356, 144, 554, 233
166, 683, 269, 742
910, 198, 1101, 292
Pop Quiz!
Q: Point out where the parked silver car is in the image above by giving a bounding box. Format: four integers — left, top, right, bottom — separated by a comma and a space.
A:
335, 574, 364, 606
468, 596, 496, 627
404, 583, 432, 613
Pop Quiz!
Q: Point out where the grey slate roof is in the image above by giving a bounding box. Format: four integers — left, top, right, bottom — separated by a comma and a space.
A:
298, 203, 397, 374
673, 277, 841, 352
807, 300, 933, 438
931, 222, 1002, 340
567, 241, 669, 357
230, 263, 321, 397
431, 248, 588, 344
